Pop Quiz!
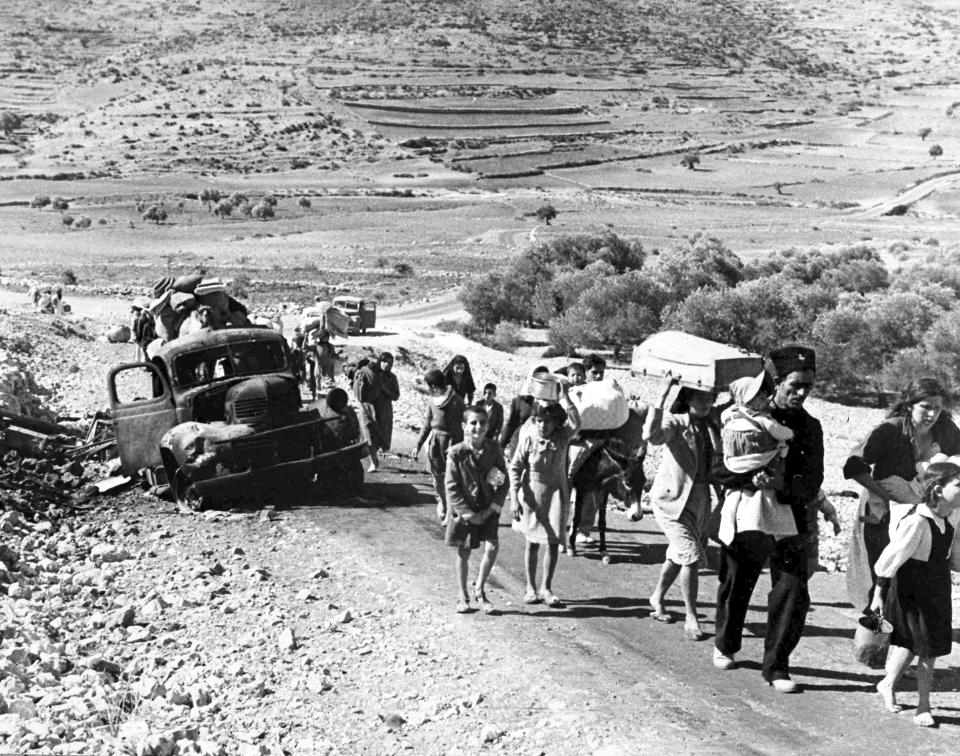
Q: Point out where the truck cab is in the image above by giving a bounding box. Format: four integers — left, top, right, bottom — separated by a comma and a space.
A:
108, 328, 365, 508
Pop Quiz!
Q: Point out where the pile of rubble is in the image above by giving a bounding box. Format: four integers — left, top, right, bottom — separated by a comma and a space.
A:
0, 506, 232, 755
1, 346, 56, 421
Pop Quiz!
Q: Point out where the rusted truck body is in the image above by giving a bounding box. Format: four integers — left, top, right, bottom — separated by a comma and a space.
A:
107, 328, 365, 508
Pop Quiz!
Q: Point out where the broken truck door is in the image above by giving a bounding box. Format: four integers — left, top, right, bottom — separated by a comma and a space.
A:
108, 362, 178, 475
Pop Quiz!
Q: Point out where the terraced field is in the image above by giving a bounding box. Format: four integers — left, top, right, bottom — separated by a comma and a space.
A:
1, 0, 960, 303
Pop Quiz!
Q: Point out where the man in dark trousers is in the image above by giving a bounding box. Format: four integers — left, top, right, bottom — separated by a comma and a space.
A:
712, 346, 824, 693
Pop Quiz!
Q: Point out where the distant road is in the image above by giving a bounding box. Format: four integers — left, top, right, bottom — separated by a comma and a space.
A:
857, 170, 960, 218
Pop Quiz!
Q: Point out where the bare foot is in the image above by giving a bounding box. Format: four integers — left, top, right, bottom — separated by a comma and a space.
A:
649, 593, 664, 616
914, 711, 935, 727
876, 680, 901, 713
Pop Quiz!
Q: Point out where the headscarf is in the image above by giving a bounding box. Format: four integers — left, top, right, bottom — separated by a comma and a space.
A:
443, 354, 476, 399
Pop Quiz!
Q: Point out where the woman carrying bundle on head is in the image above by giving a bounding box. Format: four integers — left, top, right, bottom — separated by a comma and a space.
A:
643, 375, 720, 640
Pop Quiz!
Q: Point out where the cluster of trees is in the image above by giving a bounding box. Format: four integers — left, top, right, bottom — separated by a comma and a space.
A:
462, 232, 960, 399
200, 190, 278, 220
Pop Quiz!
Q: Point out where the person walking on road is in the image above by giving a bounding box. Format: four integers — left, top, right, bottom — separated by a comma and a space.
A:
871, 461, 960, 727
509, 383, 580, 608
843, 378, 960, 614
644, 375, 720, 641
374, 352, 400, 453
712, 346, 823, 694
414, 369, 466, 522
445, 406, 509, 615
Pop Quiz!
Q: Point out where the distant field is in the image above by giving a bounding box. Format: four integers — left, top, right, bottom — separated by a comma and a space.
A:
1, 0, 960, 306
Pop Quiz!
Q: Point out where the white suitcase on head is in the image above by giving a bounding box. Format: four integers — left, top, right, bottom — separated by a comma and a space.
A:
631, 331, 762, 391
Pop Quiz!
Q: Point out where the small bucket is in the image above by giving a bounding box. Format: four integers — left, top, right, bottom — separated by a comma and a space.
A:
529, 376, 560, 401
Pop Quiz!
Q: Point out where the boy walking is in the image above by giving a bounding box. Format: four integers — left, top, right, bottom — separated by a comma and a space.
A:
445, 406, 508, 613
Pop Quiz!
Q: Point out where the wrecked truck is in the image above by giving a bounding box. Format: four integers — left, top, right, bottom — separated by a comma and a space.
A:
107, 327, 366, 509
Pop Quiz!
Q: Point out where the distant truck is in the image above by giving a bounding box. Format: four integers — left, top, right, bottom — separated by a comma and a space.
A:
331, 296, 376, 335
107, 327, 366, 509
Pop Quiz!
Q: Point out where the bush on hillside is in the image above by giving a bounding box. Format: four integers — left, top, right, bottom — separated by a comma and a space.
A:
548, 271, 667, 355
663, 276, 808, 357
645, 233, 744, 300
531, 261, 616, 322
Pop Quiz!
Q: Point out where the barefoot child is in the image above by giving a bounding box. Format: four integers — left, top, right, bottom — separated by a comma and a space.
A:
509, 379, 580, 607
414, 368, 465, 521
872, 461, 960, 727
445, 407, 508, 614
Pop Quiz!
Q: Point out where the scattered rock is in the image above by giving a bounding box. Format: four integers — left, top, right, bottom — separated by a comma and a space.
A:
278, 627, 298, 651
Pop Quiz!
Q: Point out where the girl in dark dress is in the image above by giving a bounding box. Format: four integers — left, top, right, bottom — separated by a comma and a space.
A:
871, 461, 960, 727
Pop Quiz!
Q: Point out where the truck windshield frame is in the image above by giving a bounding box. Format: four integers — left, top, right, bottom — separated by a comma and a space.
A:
172, 342, 288, 388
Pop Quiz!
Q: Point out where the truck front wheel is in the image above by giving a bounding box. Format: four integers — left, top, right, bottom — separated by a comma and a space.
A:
172, 471, 211, 512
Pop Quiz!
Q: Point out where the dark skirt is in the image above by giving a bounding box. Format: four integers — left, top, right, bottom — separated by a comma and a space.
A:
885, 554, 953, 658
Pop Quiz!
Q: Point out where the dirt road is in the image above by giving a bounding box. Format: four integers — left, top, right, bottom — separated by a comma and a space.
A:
331, 441, 959, 754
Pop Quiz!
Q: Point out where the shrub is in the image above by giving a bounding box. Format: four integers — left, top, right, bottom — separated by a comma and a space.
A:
646, 233, 744, 301
251, 202, 275, 219
918, 127, 932, 141
532, 261, 616, 322
199, 188, 222, 208
460, 272, 531, 330
547, 271, 668, 354
142, 206, 167, 224
52, 197, 69, 211
533, 233, 644, 273
821, 258, 889, 293
880, 348, 953, 396
680, 153, 700, 170
73, 215, 92, 229
664, 276, 818, 357
929, 144, 943, 158
62, 215, 74, 228
298, 197, 312, 209
213, 200, 233, 218
30, 195, 51, 210
261, 194, 278, 207
61, 269, 78, 285
0, 111, 22, 134
488, 322, 522, 353
534, 204, 557, 225
393, 262, 414, 277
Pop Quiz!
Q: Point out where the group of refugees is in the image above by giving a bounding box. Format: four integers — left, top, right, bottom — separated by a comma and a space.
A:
390, 343, 957, 729
28, 285, 67, 315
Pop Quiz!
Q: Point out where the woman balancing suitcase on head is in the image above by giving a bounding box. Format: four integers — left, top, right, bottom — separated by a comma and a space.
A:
643, 375, 720, 640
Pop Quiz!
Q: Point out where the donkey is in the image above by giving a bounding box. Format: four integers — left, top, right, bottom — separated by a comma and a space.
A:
568, 405, 649, 556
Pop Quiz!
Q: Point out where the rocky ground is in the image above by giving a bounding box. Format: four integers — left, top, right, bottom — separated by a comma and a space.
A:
0, 301, 951, 755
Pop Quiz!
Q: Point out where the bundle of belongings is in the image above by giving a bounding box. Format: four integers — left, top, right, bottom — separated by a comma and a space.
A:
144, 274, 251, 358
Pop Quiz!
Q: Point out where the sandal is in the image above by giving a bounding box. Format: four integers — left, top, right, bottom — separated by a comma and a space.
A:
914, 712, 936, 727
455, 598, 471, 614
539, 590, 564, 608
522, 591, 542, 605
436, 501, 446, 522
650, 611, 675, 624
474, 586, 495, 614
